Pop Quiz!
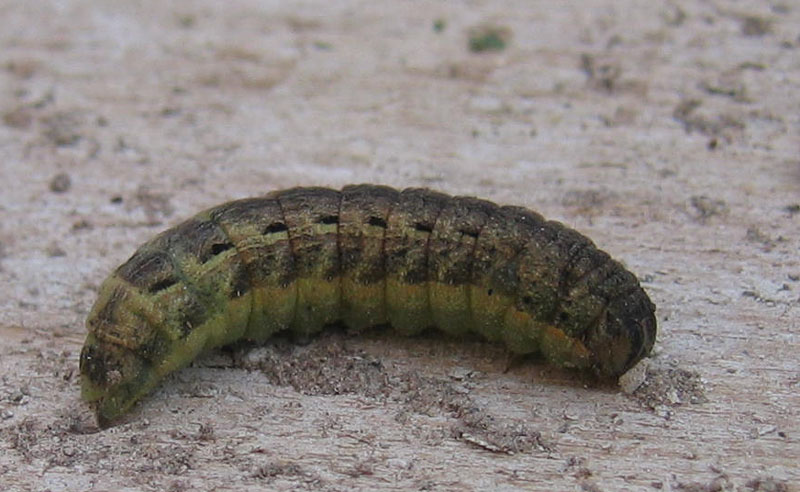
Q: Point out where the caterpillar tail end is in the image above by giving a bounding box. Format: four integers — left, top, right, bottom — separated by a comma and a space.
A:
587, 292, 657, 379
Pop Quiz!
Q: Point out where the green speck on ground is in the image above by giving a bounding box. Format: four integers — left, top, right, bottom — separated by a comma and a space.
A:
468, 26, 509, 52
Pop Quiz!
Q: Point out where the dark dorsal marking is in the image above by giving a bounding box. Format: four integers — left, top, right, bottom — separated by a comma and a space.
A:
414, 222, 433, 233
148, 276, 178, 293
368, 216, 387, 228
210, 242, 234, 257
458, 228, 479, 239
264, 222, 288, 235
319, 215, 339, 225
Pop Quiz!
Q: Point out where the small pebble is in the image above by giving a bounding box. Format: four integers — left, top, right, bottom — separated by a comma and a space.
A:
49, 173, 72, 193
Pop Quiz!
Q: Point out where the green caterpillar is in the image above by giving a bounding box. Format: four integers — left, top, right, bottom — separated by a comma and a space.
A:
80, 185, 656, 427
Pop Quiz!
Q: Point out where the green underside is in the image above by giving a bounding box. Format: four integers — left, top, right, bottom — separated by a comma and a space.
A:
83, 270, 594, 425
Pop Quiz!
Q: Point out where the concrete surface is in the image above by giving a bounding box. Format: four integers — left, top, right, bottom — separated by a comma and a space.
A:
0, 1, 797, 490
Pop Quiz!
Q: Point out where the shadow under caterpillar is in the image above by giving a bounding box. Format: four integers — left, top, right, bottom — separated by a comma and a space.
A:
80, 185, 657, 427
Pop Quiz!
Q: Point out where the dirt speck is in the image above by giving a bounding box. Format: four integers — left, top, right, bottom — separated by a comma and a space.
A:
689, 195, 728, 222
252, 460, 305, 480
71, 219, 93, 231
581, 53, 622, 93
49, 172, 72, 193
676, 473, 732, 492
740, 15, 772, 36
673, 99, 745, 140
701, 77, 749, 103
138, 443, 194, 475
562, 188, 618, 216
45, 242, 67, 257
632, 360, 707, 413
135, 185, 176, 223
41, 111, 84, 147
783, 204, 799, 216
3, 107, 33, 129
5, 58, 40, 79
745, 226, 781, 251
743, 477, 790, 492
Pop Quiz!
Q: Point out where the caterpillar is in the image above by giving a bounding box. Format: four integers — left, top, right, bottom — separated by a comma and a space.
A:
80, 185, 656, 427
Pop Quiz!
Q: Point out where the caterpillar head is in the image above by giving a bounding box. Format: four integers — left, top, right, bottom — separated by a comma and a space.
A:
79, 281, 165, 428
80, 335, 157, 428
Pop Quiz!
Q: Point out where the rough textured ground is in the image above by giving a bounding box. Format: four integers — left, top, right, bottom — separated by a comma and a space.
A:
0, 1, 797, 491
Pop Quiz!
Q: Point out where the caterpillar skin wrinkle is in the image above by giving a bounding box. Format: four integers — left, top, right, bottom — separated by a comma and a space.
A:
80, 185, 657, 427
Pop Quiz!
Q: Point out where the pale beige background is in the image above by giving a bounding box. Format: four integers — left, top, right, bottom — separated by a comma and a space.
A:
0, 1, 797, 491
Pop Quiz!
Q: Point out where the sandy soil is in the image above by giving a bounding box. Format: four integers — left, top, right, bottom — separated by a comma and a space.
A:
0, 1, 797, 490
